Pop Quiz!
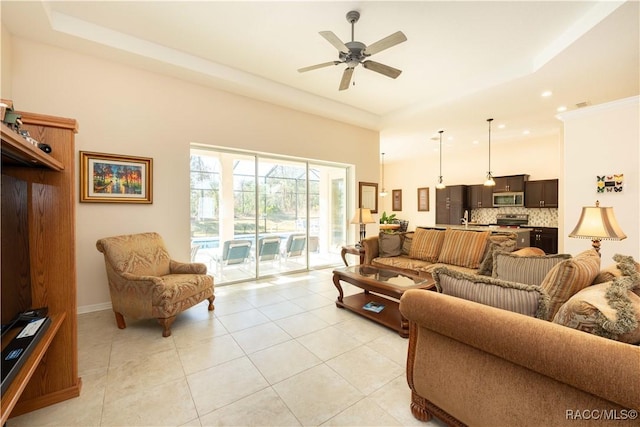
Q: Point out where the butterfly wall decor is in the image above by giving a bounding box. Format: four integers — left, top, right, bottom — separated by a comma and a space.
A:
597, 174, 623, 193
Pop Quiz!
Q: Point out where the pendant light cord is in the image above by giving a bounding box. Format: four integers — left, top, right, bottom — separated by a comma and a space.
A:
439, 131, 443, 177
487, 118, 493, 174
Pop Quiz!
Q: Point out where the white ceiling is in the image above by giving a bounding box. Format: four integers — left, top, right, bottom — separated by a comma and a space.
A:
2, 1, 638, 160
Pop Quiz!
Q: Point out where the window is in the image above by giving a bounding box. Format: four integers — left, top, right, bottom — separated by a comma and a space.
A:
190, 147, 348, 284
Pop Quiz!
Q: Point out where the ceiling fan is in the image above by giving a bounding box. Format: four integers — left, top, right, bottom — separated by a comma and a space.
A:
298, 10, 407, 91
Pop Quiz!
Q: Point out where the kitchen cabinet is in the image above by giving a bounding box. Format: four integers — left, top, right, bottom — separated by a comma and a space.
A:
436, 185, 468, 225
527, 227, 558, 254
525, 179, 558, 208
468, 184, 494, 208
493, 174, 529, 192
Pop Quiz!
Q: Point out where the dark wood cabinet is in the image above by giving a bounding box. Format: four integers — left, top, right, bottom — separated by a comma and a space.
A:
525, 179, 558, 208
1, 112, 80, 424
468, 184, 494, 208
436, 185, 468, 225
493, 174, 529, 192
527, 227, 558, 254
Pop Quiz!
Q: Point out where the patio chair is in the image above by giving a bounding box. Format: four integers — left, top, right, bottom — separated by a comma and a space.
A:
308, 236, 319, 253
283, 234, 306, 259
257, 236, 281, 262
191, 243, 200, 262
215, 239, 252, 268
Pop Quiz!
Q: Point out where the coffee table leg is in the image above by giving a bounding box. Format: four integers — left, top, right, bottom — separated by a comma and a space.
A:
333, 274, 344, 304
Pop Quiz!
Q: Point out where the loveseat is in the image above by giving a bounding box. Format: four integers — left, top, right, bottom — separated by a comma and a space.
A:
362, 227, 522, 278
399, 252, 640, 426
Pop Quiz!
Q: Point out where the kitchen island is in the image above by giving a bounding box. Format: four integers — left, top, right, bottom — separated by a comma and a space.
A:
424, 224, 531, 248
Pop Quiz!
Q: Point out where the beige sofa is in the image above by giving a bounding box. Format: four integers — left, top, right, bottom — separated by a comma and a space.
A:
399, 252, 640, 426
362, 227, 521, 278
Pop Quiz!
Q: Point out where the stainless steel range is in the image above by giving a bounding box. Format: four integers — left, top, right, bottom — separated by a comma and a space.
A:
495, 214, 529, 228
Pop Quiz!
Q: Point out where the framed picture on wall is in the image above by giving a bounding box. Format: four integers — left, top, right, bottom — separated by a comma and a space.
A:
80, 151, 153, 203
359, 181, 378, 213
417, 187, 429, 211
392, 189, 402, 211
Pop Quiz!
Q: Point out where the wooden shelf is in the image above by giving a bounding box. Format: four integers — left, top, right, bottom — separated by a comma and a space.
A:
1, 313, 65, 426
1, 123, 64, 171
338, 292, 404, 336
1, 109, 80, 421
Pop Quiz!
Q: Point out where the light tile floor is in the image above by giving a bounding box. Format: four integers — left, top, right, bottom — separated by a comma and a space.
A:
7, 268, 446, 427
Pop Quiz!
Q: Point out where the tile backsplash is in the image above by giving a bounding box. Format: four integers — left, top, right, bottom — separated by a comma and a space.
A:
471, 207, 558, 227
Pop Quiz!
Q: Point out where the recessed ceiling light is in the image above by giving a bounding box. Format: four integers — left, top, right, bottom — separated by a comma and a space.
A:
523, 130, 530, 135
541, 90, 553, 97
498, 124, 506, 129
447, 136, 454, 141
472, 140, 479, 145
557, 106, 567, 112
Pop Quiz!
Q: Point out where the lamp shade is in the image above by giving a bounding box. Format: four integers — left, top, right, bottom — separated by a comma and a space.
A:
350, 208, 375, 225
569, 202, 626, 242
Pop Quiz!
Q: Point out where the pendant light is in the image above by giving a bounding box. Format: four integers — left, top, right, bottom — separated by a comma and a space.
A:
435, 130, 446, 189
379, 152, 388, 197
483, 118, 496, 186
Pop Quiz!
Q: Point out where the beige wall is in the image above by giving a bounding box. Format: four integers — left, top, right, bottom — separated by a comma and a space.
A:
559, 96, 639, 263
7, 37, 379, 311
380, 134, 561, 227
1, 26, 12, 98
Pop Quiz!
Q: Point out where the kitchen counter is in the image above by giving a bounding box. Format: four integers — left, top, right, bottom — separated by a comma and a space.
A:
428, 224, 531, 248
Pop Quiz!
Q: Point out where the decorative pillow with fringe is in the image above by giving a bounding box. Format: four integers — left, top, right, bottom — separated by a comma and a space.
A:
433, 267, 550, 319
593, 257, 640, 287
553, 254, 640, 344
477, 233, 517, 276
492, 252, 571, 286
540, 249, 601, 320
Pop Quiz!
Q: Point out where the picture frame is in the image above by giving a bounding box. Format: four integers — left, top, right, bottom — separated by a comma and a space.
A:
359, 181, 378, 213
80, 151, 153, 203
417, 187, 429, 211
392, 189, 402, 211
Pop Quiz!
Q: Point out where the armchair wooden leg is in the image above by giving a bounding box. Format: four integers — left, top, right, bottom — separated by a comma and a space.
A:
157, 316, 176, 337
114, 311, 127, 329
207, 296, 215, 311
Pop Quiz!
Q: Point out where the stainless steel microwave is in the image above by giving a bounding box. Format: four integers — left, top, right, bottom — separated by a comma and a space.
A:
493, 192, 524, 207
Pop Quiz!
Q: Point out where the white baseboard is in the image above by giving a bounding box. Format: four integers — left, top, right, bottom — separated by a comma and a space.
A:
78, 302, 112, 314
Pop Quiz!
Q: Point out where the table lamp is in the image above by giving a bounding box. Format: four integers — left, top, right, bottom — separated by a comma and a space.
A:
568, 200, 626, 254
350, 208, 375, 245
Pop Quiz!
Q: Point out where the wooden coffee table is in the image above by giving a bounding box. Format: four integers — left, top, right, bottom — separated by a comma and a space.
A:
332, 265, 435, 337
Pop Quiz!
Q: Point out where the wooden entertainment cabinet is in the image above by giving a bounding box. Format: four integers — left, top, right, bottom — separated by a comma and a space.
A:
1, 110, 81, 424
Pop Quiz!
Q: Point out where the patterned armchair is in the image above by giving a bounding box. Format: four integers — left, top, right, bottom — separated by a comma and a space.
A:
96, 232, 214, 337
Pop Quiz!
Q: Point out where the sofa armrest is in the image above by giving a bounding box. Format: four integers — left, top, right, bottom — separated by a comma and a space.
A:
361, 236, 379, 264
400, 289, 640, 411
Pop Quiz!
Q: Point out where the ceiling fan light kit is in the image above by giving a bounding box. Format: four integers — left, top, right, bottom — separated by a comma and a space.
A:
298, 10, 407, 91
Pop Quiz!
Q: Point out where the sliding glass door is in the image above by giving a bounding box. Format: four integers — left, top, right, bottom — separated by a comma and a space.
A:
190, 147, 347, 284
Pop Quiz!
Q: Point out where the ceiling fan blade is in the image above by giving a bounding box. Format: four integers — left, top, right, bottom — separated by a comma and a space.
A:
298, 61, 341, 73
363, 31, 407, 56
363, 61, 402, 79
319, 31, 349, 53
339, 67, 354, 91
